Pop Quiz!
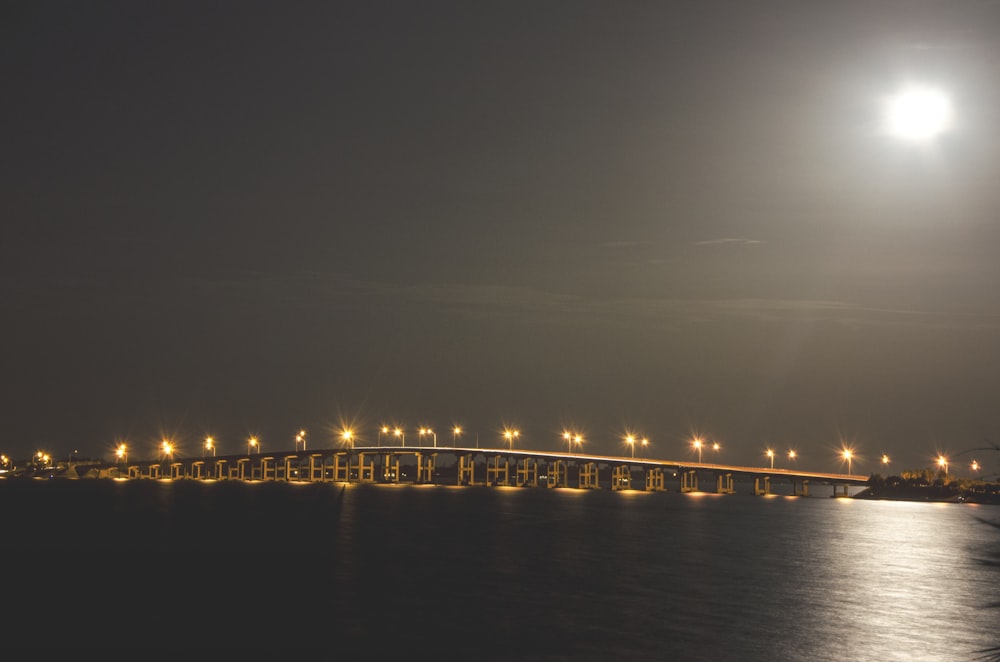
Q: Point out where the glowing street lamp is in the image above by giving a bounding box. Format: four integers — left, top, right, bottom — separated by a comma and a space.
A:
452, 426, 462, 447
712, 441, 721, 456
504, 428, 520, 450
341, 429, 354, 449
248, 436, 259, 455
787, 449, 797, 463
936, 455, 948, 475
842, 449, 853, 475
418, 427, 437, 447
641, 437, 649, 458
115, 443, 128, 464
693, 438, 703, 463
393, 427, 405, 447
563, 431, 573, 453
378, 426, 389, 447
204, 436, 216, 457
161, 440, 174, 462
881, 454, 890, 470
626, 435, 636, 458
295, 429, 307, 452
766, 448, 775, 469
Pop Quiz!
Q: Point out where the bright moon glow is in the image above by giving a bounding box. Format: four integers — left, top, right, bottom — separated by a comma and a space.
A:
885, 86, 953, 142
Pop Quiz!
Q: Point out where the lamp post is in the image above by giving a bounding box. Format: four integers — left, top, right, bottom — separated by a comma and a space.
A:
842, 449, 853, 475
341, 429, 354, 449
248, 436, 259, 455
452, 426, 462, 447
971, 459, 981, 474
766, 448, 775, 470
393, 428, 405, 447
693, 438, 703, 463
936, 455, 948, 475
787, 449, 796, 464
295, 430, 306, 452
161, 440, 174, 464
204, 436, 216, 457
563, 431, 573, 453
419, 427, 436, 447
504, 428, 519, 450
378, 426, 388, 447
712, 441, 720, 460
626, 435, 636, 458
116, 444, 128, 464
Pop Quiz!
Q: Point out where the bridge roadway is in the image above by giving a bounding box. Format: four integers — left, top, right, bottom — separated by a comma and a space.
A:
109, 446, 868, 496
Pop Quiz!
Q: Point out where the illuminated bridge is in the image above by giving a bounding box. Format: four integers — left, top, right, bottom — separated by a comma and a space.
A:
104, 446, 868, 496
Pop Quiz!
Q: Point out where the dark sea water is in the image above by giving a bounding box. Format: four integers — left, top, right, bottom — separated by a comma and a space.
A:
2, 477, 998, 659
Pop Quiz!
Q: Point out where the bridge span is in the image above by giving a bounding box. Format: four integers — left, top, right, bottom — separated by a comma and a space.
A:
105, 446, 868, 496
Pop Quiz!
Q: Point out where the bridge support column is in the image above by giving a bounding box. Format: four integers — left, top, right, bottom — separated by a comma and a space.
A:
680, 469, 698, 493
793, 479, 809, 497
307, 455, 324, 482
457, 454, 475, 485
716, 473, 734, 494
333, 454, 349, 482
645, 467, 665, 491
549, 460, 567, 488
579, 462, 599, 489
381, 453, 400, 483
191, 462, 204, 480
487, 455, 509, 486
754, 476, 771, 495
415, 453, 435, 483
612, 465, 631, 490
261, 458, 277, 481
833, 483, 850, 498
516, 457, 538, 487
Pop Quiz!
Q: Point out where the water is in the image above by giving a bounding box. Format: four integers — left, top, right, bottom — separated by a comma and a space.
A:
3, 478, 998, 658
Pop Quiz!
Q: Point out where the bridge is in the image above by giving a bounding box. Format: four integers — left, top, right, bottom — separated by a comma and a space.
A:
101, 446, 868, 496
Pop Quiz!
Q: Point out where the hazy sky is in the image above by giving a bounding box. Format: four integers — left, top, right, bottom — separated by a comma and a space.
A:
4, 1, 1000, 474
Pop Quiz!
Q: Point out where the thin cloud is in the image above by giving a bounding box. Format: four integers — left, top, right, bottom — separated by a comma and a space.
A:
693, 238, 764, 246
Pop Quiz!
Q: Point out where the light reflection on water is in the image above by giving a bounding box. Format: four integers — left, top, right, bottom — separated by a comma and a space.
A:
2, 479, 997, 658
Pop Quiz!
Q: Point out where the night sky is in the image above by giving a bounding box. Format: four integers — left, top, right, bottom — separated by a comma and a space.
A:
4, 1, 1000, 475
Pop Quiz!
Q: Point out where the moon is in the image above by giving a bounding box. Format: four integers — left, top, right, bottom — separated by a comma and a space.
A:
884, 85, 953, 142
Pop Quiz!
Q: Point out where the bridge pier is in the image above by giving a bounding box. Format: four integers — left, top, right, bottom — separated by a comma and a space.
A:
457, 454, 475, 485
381, 453, 400, 483
645, 467, 666, 491
754, 475, 771, 495
487, 455, 509, 486
716, 473, 734, 494
548, 459, 568, 488
833, 483, 850, 498
793, 479, 810, 497
306, 455, 324, 482
332, 454, 349, 482
191, 461, 205, 479
611, 464, 631, 490
260, 457, 277, 481
579, 462, 599, 489
516, 457, 538, 487
680, 469, 698, 493
415, 452, 435, 483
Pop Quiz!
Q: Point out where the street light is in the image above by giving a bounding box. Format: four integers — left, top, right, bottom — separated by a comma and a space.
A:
295, 429, 307, 451
452, 426, 462, 447
204, 436, 216, 457
378, 426, 389, 447
161, 440, 174, 462
881, 454, 890, 471
504, 428, 519, 450
787, 449, 797, 463
419, 427, 436, 447
341, 429, 354, 449
248, 436, 259, 455
393, 427, 405, 447
115, 443, 128, 464
626, 435, 636, 458
842, 449, 853, 475
712, 441, 720, 456
766, 448, 775, 469
937, 455, 948, 475
563, 431, 573, 453
971, 459, 981, 473
693, 438, 703, 463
